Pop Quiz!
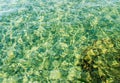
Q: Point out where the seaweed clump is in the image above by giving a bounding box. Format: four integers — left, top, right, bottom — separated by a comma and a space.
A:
76, 38, 120, 83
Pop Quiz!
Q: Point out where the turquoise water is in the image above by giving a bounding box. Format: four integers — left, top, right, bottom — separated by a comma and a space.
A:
0, 0, 120, 83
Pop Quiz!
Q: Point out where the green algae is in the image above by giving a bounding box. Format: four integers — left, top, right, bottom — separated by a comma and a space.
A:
0, 0, 120, 83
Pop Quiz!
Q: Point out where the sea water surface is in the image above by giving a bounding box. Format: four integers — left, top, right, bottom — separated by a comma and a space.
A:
0, 0, 120, 83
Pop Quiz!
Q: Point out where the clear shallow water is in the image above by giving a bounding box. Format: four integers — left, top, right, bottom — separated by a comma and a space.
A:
0, 0, 120, 83
0, 0, 119, 16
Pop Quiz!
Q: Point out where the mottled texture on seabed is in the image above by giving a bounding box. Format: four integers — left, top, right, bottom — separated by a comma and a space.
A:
0, 0, 120, 83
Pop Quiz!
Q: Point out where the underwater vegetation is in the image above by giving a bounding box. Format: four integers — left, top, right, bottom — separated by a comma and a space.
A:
0, 0, 120, 83
76, 38, 120, 83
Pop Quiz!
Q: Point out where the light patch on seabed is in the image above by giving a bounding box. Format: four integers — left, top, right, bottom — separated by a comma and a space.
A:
0, 0, 119, 17
0, 0, 27, 16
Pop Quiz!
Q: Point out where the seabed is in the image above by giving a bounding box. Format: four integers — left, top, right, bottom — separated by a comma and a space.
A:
0, 0, 120, 83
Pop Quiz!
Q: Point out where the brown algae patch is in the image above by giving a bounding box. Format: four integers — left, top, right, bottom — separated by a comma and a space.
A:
76, 38, 120, 83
